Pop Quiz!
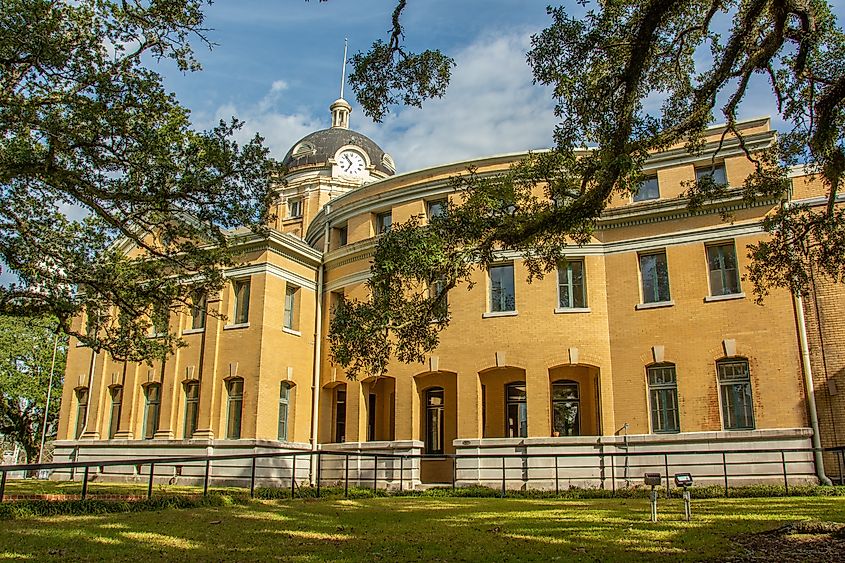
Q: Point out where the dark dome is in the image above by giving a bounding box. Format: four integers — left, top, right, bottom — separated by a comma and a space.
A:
282, 128, 395, 175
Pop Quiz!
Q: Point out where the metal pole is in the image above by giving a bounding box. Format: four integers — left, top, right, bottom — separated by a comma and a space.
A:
650, 486, 658, 523
781, 450, 789, 494
554, 456, 559, 495
683, 488, 691, 521
373, 454, 378, 490
38, 332, 60, 465
0, 470, 7, 502
610, 453, 616, 495
316, 453, 322, 497
203, 459, 210, 496
148, 463, 155, 499
344, 453, 349, 498
664, 453, 670, 498
399, 456, 404, 492
81, 466, 89, 499
452, 456, 456, 489
722, 452, 728, 497
501, 456, 506, 497
249, 456, 256, 498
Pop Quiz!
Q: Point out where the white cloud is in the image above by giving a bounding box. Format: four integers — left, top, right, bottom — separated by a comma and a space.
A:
271, 80, 289, 92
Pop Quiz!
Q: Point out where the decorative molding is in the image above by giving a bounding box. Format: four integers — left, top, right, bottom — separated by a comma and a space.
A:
652, 345, 665, 364
568, 347, 579, 365
223, 262, 317, 292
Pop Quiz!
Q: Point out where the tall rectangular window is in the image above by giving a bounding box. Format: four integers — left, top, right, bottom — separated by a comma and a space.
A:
639, 251, 671, 303
334, 387, 347, 443
232, 279, 251, 325
427, 199, 447, 220
633, 176, 660, 201
190, 291, 206, 330
143, 384, 161, 440
334, 225, 348, 247
557, 260, 586, 308
425, 387, 445, 454
648, 365, 680, 433
429, 278, 448, 320
278, 382, 291, 441
75, 387, 89, 439
376, 211, 392, 234
551, 382, 580, 437
695, 163, 727, 185
718, 360, 755, 430
288, 198, 302, 218
108, 386, 123, 439
367, 393, 377, 441
284, 285, 299, 330
184, 381, 200, 439
506, 383, 528, 438
489, 263, 515, 313
707, 243, 741, 296
226, 378, 244, 439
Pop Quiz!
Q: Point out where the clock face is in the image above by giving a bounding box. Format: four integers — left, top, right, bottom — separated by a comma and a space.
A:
338, 150, 366, 175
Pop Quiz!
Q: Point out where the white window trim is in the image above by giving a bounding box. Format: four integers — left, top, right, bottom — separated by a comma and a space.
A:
182, 327, 205, 335
635, 300, 675, 310
282, 327, 302, 337
223, 322, 250, 330
554, 307, 591, 314
704, 293, 746, 303
556, 259, 587, 310
482, 310, 518, 319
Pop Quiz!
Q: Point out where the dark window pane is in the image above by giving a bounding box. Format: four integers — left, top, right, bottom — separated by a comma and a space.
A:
718, 360, 754, 430
639, 252, 671, 303
427, 199, 447, 220
707, 244, 740, 295
490, 264, 515, 312
425, 387, 445, 454
505, 383, 527, 437
558, 260, 586, 308
696, 164, 727, 185
633, 176, 660, 201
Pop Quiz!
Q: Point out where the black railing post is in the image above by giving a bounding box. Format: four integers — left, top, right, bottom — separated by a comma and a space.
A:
399, 456, 404, 492
0, 470, 7, 502
664, 453, 670, 498
250, 456, 257, 498
610, 454, 616, 496
81, 466, 89, 500
291, 455, 297, 498
781, 450, 789, 494
373, 454, 378, 490
722, 452, 729, 497
501, 456, 506, 498
316, 452, 322, 498
147, 463, 155, 499
554, 456, 560, 495
203, 459, 210, 496
344, 453, 349, 498
452, 456, 456, 489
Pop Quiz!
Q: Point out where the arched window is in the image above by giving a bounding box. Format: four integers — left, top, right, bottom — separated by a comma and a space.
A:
74, 387, 89, 439
278, 382, 291, 441
425, 387, 445, 454
717, 359, 754, 430
551, 381, 580, 437
108, 386, 123, 439
647, 364, 679, 433
226, 378, 244, 439
505, 382, 528, 438
184, 381, 200, 438
143, 383, 161, 440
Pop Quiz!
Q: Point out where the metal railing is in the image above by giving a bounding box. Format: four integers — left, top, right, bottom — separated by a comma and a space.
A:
0, 445, 842, 502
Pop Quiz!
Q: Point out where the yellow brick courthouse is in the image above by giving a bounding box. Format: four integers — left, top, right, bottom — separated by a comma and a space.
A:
55, 100, 843, 487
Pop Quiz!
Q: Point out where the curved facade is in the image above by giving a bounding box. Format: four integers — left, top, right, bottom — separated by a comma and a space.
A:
55, 106, 843, 487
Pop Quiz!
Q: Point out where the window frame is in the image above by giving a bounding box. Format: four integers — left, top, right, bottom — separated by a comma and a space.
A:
717, 359, 755, 430
633, 175, 660, 202
424, 387, 445, 454
488, 263, 516, 314
142, 383, 161, 440
638, 251, 672, 305
278, 381, 291, 441
505, 382, 528, 438
426, 199, 448, 221
184, 381, 200, 439
706, 242, 742, 297
695, 163, 727, 185
108, 385, 123, 439
647, 364, 680, 434
189, 291, 207, 331
283, 284, 300, 331
226, 378, 244, 440
75, 387, 89, 439
375, 211, 392, 234
556, 259, 587, 309
333, 386, 347, 443
551, 381, 580, 437
288, 198, 303, 218
231, 278, 251, 326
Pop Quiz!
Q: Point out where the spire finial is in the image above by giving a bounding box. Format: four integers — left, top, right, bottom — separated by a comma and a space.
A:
339, 38, 348, 100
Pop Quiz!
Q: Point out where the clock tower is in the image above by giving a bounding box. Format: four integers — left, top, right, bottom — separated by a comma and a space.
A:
274, 98, 395, 238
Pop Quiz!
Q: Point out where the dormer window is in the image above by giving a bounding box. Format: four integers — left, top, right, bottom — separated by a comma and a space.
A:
291, 142, 316, 159
382, 153, 396, 173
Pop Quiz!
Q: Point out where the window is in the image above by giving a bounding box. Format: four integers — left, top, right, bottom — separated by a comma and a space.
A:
190, 291, 206, 330
376, 211, 392, 234
718, 359, 755, 430
648, 365, 679, 433
551, 381, 580, 436
557, 260, 586, 308
335, 225, 348, 247
143, 383, 161, 440
429, 279, 448, 320
284, 285, 299, 330
367, 393, 377, 441
151, 305, 168, 336
633, 176, 660, 201
329, 290, 345, 321
226, 378, 244, 439
232, 278, 251, 325
75, 387, 89, 439
489, 263, 516, 313
505, 382, 528, 438
427, 199, 447, 221
288, 198, 302, 218
639, 251, 671, 303
108, 386, 122, 439
707, 243, 741, 296
695, 163, 727, 185
333, 387, 347, 442
278, 382, 291, 441
425, 387, 445, 454
184, 381, 200, 439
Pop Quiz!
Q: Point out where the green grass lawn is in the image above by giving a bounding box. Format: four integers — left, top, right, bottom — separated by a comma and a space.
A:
0, 496, 843, 561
